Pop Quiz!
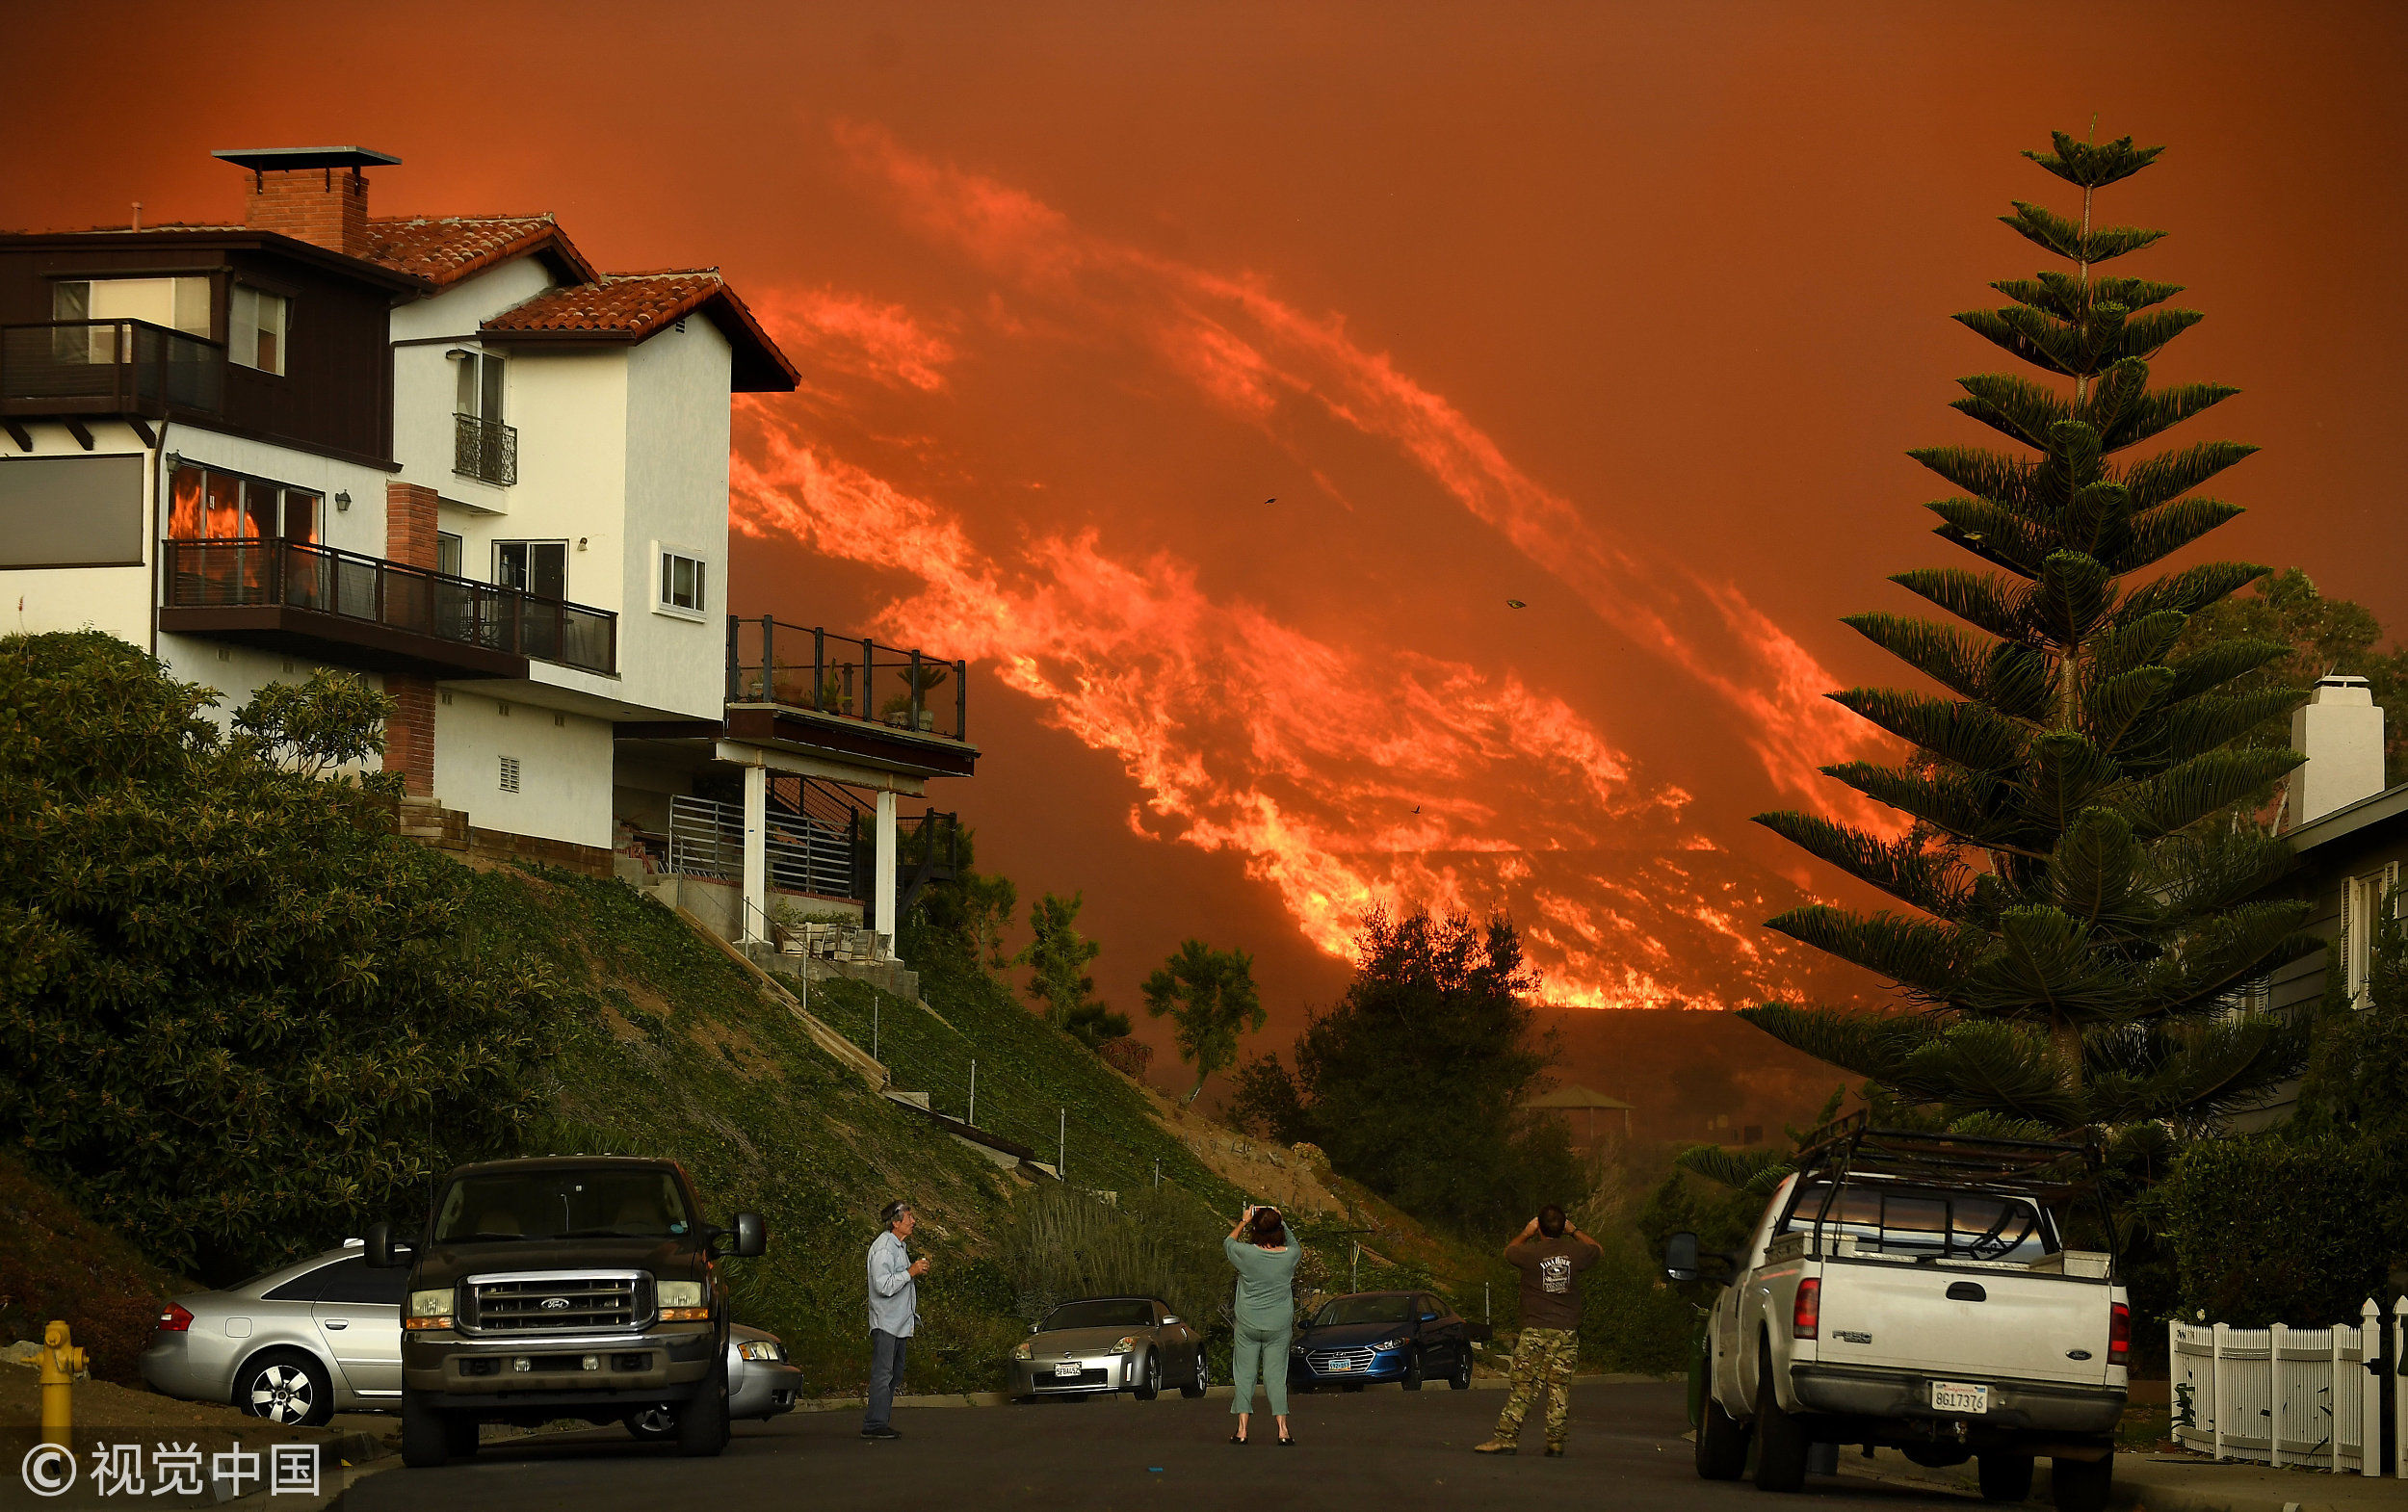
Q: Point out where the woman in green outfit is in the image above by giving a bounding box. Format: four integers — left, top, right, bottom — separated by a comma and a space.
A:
1223, 1204, 1302, 1445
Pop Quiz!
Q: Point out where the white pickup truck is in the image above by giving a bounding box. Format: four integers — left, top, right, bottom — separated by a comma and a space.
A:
1665, 1121, 2129, 1511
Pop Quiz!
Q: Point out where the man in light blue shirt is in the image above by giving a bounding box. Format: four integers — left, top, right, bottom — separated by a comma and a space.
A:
863, 1199, 928, 1440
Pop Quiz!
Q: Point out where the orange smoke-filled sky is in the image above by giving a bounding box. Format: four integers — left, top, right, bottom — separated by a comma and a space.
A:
9, 2, 2407, 1051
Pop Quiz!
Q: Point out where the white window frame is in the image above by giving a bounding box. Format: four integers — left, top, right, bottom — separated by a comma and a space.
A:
653, 541, 709, 622
230, 284, 289, 375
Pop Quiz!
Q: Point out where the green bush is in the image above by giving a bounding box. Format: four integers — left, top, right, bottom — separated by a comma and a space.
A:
2148, 1132, 2408, 1326
0, 633, 556, 1281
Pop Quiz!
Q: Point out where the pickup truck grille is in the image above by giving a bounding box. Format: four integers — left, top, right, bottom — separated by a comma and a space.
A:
464, 1271, 648, 1335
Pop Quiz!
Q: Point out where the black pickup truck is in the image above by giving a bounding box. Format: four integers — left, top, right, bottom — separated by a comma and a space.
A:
367, 1155, 767, 1467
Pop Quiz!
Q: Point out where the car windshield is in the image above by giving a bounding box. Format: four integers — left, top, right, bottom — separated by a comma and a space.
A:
432, 1169, 692, 1243
1040, 1300, 1155, 1332
1314, 1295, 1413, 1327
1784, 1180, 2057, 1263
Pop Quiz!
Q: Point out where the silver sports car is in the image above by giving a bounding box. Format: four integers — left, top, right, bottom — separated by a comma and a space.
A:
142, 1241, 404, 1425
1008, 1296, 1208, 1401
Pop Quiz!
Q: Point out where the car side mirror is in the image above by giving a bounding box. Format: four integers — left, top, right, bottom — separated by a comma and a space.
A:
1663, 1230, 1701, 1284
725, 1212, 768, 1259
1163, 1316, 1179, 1325
365, 1222, 414, 1269
1029, 1323, 1040, 1334
1421, 1312, 1439, 1322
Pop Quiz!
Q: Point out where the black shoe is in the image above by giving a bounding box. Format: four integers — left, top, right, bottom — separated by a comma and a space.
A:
1543, 1445, 1565, 1457
1278, 1434, 1296, 1447
861, 1424, 901, 1440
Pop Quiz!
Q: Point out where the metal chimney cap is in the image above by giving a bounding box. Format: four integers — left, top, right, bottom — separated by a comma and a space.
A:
211, 146, 402, 171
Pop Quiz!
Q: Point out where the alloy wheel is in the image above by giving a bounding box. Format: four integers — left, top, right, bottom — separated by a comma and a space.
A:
246, 1364, 315, 1425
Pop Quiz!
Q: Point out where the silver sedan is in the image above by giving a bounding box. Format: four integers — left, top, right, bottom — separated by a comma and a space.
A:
1008, 1296, 1208, 1401
140, 1241, 403, 1425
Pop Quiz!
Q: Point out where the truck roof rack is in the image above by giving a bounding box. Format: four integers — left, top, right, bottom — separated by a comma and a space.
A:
1793, 1110, 2102, 1197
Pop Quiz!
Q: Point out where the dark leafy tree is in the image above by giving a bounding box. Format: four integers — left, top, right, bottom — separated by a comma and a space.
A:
1234, 909, 1580, 1234
1742, 131, 2323, 1143
1014, 891, 1127, 1048
903, 823, 1018, 976
1140, 939, 1266, 1104
2172, 569, 2408, 794
0, 633, 557, 1281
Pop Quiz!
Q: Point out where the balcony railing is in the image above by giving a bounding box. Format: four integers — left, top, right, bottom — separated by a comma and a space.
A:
727, 616, 966, 742
0, 320, 224, 416
163, 538, 616, 675
453, 411, 517, 486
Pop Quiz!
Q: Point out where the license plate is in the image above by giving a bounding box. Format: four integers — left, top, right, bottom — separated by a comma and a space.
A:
1930, 1381, 1989, 1415
1327, 1358, 1353, 1372
1053, 1363, 1083, 1378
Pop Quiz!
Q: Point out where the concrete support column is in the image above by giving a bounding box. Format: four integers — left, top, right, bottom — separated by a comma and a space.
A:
741, 763, 768, 945
874, 790, 899, 949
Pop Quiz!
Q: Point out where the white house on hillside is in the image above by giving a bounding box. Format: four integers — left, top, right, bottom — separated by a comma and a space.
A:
0, 146, 979, 962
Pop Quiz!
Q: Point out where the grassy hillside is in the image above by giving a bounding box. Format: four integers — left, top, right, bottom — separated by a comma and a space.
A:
0, 1153, 187, 1383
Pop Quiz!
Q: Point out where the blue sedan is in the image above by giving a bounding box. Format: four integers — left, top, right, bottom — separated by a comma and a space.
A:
1288, 1290, 1477, 1392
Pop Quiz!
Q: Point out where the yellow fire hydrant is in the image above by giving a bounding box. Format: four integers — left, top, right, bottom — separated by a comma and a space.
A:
39, 1320, 86, 1450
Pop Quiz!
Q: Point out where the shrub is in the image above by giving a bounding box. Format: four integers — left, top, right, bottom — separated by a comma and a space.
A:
2147, 1132, 2408, 1325
0, 632, 557, 1282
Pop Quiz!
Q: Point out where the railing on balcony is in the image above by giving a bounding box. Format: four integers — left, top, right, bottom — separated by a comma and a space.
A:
162, 538, 616, 675
0, 320, 224, 415
727, 616, 967, 742
453, 411, 517, 486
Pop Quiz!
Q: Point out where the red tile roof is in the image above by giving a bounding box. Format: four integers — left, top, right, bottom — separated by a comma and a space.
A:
482, 271, 724, 337
482, 272, 798, 392
362, 214, 596, 287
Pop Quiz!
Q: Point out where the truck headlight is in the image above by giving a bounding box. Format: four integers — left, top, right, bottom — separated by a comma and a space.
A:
405, 1290, 455, 1331
738, 1339, 784, 1362
657, 1280, 708, 1321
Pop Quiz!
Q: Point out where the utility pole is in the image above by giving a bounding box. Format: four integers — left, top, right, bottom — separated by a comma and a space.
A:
968, 1060, 976, 1126
1058, 1108, 1065, 1177
872, 997, 879, 1063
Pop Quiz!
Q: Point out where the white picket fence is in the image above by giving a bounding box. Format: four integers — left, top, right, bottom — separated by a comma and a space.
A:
2168, 1297, 2404, 1475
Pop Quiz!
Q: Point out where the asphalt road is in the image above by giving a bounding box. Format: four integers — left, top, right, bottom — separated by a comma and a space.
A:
337, 1381, 1989, 1512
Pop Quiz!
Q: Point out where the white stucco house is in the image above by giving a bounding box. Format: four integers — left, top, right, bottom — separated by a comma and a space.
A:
0, 146, 979, 958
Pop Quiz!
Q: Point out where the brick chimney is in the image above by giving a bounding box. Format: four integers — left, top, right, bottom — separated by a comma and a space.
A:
210, 146, 400, 260
2290, 675, 2388, 827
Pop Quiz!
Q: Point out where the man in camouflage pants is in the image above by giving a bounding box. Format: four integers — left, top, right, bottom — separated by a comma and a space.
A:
1477, 1206, 1600, 1456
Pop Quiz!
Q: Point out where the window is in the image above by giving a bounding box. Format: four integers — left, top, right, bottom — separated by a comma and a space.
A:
52, 276, 211, 336
456, 351, 505, 421
230, 285, 289, 375
436, 531, 463, 578
658, 549, 707, 616
453, 351, 515, 484
2340, 864, 2396, 1008
312, 1257, 408, 1307
498, 755, 520, 794
0, 455, 144, 567
51, 276, 210, 365
494, 541, 566, 600
165, 464, 320, 542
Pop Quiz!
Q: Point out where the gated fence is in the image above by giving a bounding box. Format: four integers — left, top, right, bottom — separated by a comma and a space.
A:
2169, 1298, 2407, 1476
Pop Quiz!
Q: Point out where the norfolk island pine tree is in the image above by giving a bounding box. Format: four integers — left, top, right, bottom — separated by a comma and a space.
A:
1738, 130, 2324, 1158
